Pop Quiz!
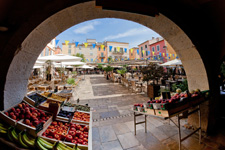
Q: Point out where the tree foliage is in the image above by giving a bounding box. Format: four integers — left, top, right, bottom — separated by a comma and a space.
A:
103, 65, 114, 72
117, 67, 127, 75
74, 53, 86, 62
141, 62, 164, 85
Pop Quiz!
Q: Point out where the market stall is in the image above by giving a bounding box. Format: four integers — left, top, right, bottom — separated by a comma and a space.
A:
132, 90, 210, 150
0, 92, 92, 150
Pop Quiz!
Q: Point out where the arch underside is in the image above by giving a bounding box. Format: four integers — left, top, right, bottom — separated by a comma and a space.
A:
4, 1, 209, 113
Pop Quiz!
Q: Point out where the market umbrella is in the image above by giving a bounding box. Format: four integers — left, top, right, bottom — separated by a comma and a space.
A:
160, 59, 182, 66
37, 54, 82, 62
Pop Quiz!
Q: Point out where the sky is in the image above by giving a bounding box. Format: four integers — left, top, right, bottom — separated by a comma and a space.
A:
56, 18, 161, 48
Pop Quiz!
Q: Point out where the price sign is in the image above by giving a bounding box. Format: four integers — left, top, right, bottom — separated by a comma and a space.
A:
34, 99, 41, 107
36, 122, 44, 133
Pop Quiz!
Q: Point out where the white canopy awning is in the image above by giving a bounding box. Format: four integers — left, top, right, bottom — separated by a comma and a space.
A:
33, 65, 43, 69
160, 59, 182, 66
78, 65, 94, 69
37, 54, 82, 62
66, 65, 74, 69
60, 61, 86, 65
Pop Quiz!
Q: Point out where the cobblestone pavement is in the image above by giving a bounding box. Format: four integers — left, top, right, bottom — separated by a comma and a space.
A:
72, 75, 225, 150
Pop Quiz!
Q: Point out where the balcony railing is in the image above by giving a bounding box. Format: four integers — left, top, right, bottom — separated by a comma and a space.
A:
112, 51, 124, 54
100, 55, 105, 58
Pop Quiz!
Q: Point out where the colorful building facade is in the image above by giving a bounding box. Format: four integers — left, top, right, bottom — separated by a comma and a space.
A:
129, 47, 140, 60
106, 41, 129, 61
96, 45, 108, 63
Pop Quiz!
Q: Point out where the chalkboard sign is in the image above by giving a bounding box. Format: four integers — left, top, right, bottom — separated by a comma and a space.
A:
162, 92, 171, 99
36, 122, 44, 133
85, 104, 88, 106
34, 99, 42, 107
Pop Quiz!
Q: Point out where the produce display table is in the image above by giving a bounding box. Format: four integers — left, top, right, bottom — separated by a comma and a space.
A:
132, 96, 208, 150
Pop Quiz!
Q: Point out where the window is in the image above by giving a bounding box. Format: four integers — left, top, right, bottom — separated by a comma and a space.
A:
99, 47, 100, 51
69, 45, 71, 48
145, 45, 148, 50
152, 47, 155, 52
68, 49, 71, 55
114, 47, 116, 52
101, 58, 104, 62
146, 50, 148, 56
141, 52, 143, 57
120, 48, 123, 53
157, 45, 160, 51
131, 53, 133, 56
79, 46, 81, 50
45, 47, 49, 56
104, 47, 105, 51
90, 46, 93, 50
90, 52, 93, 56
91, 59, 93, 62
141, 47, 143, 50
101, 52, 104, 57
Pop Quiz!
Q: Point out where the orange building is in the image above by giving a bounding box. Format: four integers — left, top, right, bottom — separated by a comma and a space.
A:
97, 45, 108, 63
165, 40, 177, 60
129, 47, 139, 60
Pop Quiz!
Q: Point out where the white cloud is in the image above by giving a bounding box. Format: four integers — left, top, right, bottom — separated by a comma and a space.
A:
73, 20, 100, 34
103, 27, 151, 41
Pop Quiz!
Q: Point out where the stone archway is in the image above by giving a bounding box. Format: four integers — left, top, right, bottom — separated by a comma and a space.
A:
4, 1, 209, 129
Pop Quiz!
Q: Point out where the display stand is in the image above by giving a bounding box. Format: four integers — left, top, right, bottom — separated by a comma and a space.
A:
132, 104, 202, 150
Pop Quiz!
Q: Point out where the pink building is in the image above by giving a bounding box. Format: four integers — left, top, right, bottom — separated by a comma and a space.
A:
149, 38, 167, 62
138, 40, 151, 60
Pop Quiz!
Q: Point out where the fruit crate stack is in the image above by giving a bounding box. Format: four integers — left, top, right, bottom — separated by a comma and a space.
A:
24, 92, 68, 111
38, 118, 91, 150
133, 90, 210, 118
0, 100, 53, 137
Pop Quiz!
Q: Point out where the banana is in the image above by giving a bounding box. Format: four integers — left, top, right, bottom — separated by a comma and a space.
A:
39, 137, 54, 149
58, 142, 74, 150
0, 128, 7, 134
36, 137, 48, 150
7, 127, 14, 142
73, 145, 81, 150
18, 131, 29, 148
0, 125, 7, 131
21, 131, 35, 147
11, 127, 19, 142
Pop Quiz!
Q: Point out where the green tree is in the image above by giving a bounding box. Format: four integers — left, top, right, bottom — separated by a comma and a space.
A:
108, 56, 113, 63
97, 64, 103, 70
73, 53, 86, 62
103, 65, 114, 72
117, 67, 127, 77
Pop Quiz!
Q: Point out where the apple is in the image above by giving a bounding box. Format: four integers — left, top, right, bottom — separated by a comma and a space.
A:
20, 114, 24, 119
10, 112, 14, 116
56, 131, 62, 137
25, 104, 29, 107
34, 120, 40, 126
49, 129, 56, 136
61, 132, 67, 139
78, 139, 83, 144
52, 121, 57, 126
76, 131, 81, 136
70, 131, 76, 137
74, 137, 78, 141
25, 119, 30, 124
4, 112, 9, 116
83, 138, 88, 142
71, 140, 77, 144
25, 114, 31, 119
49, 125, 54, 129
18, 104, 23, 108
47, 135, 53, 138
76, 125, 81, 130
82, 142, 88, 145
11, 115, 16, 120
65, 135, 73, 142
83, 134, 88, 138
11, 107, 16, 112
79, 135, 84, 139
70, 127, 76, 131
54, 134, 60, 140
15, 113, 19, 117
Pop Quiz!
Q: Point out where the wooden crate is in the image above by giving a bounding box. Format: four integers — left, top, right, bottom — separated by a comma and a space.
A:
146, 108, 155, 115
38, 118, 91, 150
155, 102, 190, 117
56, 111, 91, 125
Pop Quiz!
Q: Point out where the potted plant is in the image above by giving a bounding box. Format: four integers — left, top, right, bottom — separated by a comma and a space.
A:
67, 78, 76, 85
141, 62, 165, 99
103, 65, 114, 80
117, 67, 127, 83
